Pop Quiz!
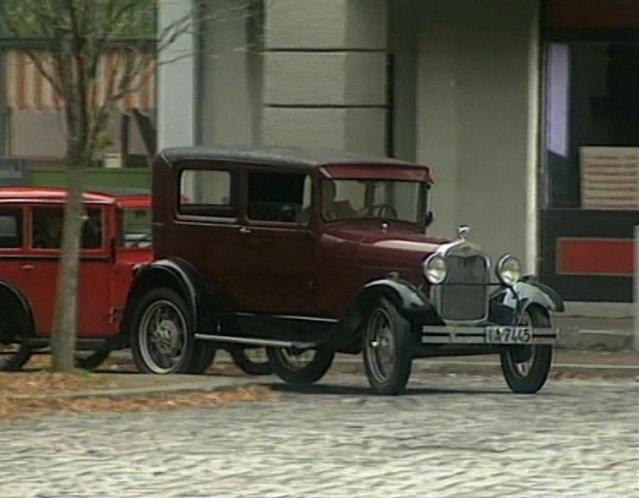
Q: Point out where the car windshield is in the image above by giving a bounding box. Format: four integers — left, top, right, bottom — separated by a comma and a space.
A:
120, 207, 152, 248
321, 179, 428, 223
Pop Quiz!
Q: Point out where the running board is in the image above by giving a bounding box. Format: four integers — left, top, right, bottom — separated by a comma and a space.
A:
194, 333, 316, 351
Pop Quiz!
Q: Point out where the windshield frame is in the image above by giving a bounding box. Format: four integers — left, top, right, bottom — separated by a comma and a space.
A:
319, 178, 430, 225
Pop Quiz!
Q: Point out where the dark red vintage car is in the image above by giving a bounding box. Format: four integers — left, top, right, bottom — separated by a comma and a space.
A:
0, 187, 152, 370
124, 147, 563, 394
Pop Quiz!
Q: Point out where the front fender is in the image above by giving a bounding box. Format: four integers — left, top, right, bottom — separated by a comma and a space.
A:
494, 276, 564, 320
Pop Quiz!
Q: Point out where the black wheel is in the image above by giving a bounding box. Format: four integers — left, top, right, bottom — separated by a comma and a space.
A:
0, 303, 33, 371
130, 288, 195, 374
363, 297, 414, 395
500, 306, 553, 394
267, 347, 334, 385
184, 343, 217, 374
230, 347, 273, 375
75, 350, 110, 370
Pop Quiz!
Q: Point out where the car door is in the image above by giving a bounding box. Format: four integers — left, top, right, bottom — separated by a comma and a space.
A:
238, 169, 317, 314
0, 205, 27, 297
22, 204, 112, 336
164, 164, 244, 310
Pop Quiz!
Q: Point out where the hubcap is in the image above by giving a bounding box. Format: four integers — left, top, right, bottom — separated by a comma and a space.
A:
367, 308, 396, 382
508, 316, 535, 378
139, 300, 188, 374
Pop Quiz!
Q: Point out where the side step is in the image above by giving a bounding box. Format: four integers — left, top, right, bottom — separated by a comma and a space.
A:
194, 333, 317, 352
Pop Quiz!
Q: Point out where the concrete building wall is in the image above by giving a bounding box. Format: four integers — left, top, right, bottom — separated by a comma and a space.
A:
414, 0, 538, 266
157, 0, 196, 149
262, 0, 388, 155
199, 0, 262, 146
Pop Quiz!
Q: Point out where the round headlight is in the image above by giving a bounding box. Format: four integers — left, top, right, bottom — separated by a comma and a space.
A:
423, 254, 447, 284
496, 255, 521, 285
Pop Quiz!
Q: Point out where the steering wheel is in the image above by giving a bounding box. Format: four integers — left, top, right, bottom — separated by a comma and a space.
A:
371, 203, 398, 219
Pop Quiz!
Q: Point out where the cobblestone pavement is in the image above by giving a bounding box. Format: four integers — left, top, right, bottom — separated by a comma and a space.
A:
0, 373, 637, 498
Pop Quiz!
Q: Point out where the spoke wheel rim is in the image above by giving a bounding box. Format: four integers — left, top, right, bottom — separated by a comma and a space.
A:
139, 300, 187, 374
276, 349, 316, 371
243, 348, 269, 365
366, 307, 396, 383
507, 315, 535, 378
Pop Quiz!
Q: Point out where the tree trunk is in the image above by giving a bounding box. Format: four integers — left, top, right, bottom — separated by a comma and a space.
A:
50, 152, 87, 372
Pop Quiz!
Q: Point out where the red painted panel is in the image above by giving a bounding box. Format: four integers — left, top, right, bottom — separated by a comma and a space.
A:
558, 238, 635, 275
548, 0, 639, 29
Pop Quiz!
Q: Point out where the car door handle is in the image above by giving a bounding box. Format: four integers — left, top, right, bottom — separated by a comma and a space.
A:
21, 264, 35, 271
239, 227, 251, 235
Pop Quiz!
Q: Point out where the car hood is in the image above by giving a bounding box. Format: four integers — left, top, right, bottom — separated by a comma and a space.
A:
323, 224, 448, 283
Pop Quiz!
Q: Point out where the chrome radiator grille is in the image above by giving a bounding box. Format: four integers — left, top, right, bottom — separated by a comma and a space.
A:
436, 254, 488, 321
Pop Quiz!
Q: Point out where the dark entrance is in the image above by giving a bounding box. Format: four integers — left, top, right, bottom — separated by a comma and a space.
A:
540, 0, 639, 302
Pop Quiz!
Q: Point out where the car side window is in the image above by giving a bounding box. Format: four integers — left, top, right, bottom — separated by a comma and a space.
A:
31, 207, 103, 250
248, 171, 310, 223
32, 207, 63, 249
0, 209, 22, 248
179, 169, 237, 218
81, 208, 104, 249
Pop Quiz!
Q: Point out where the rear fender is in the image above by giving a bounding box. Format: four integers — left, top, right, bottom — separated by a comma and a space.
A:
124, 257, 217, 332
0, 280, 36, 335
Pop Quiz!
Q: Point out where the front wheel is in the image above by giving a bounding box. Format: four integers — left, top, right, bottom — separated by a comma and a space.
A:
500, 307, 553, 394
363, 297, 414, 395
130, 288, 195, 374
267, 347, 334, 385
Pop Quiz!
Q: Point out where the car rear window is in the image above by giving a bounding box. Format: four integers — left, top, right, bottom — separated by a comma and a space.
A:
179, 169, 237, 218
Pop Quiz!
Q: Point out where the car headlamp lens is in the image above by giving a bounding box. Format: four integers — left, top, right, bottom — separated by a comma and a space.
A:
423, 254, 447, 284
496, 255, 521, 285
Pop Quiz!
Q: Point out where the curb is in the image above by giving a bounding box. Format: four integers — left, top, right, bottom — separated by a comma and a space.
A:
2, 378, 260, 400
325, 358, 639, 378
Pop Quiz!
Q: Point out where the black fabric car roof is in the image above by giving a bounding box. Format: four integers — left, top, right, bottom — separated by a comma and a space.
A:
159, 146, 419, 171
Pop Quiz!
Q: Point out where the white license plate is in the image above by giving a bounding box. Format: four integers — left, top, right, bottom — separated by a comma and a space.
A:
485, 326, 532, 344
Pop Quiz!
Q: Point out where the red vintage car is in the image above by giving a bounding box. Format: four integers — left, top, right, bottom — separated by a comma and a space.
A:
0, 186, 152, 370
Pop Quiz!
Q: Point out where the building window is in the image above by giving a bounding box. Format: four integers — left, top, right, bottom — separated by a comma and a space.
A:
543, 41, 639, 209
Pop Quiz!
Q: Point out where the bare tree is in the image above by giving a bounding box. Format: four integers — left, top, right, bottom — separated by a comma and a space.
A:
0, 0, 193, 372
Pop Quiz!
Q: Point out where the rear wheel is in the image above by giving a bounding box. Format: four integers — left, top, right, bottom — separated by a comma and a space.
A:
500, 306, 553, 394
267, 347, 334, 385
230, 347, 273, 375
0, 303, 33, 371
130, 288, 195, 374
363, 297, 414, 395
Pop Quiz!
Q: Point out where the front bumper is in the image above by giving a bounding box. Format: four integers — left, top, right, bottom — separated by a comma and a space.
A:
421, 325, 558, 345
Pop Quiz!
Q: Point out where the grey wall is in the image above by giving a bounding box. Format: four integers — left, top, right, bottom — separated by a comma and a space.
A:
414, 0, 537, 264
199, 0, 262, 146
262, 0, 388, 154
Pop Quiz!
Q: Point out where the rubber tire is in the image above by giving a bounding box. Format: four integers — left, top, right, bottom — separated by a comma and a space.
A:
75, 350, 110, 370
230, 347, 273, 375
267, 347, 334, 385
130, 288, 195, 374
184, 344, 217, 374
0, 303, 33, 371
363, 297, 414, 395
500, 306, 553, 394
